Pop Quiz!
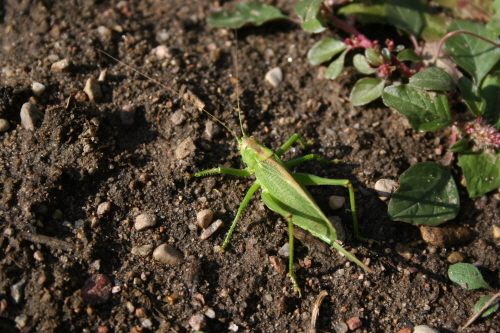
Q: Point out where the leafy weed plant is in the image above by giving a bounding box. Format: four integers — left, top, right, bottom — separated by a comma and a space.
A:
208, 1, 500, 227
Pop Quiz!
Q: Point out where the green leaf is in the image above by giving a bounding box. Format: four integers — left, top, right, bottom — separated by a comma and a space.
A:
382, 85, 453, 131
409, 67, 455, 91
388, 162, 460, 225
207, 2, 287, 28
481, 73, 500, 130
397, 49, 422, 62
448, 263, 491, 290
384, 0, 425, 36
337, 3, 386, 25
295, 0, 324, 22
474, 295, 499, 318
444, 21, 500, 85
350, 78, 385, 106
324, 50, 348, 80
301, 14, 327, 33
307, 38, 347, 66
458, 76, 486, 117
365, 48, 384, 66
353, 54, 376, 74
458, 152, 500, 198
449, 137, 472, 153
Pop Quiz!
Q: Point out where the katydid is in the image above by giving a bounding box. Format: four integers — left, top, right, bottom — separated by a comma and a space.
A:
98, 49, 373, 297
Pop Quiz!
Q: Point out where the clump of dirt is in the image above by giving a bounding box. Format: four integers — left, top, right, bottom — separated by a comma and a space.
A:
0, 1, 498, 332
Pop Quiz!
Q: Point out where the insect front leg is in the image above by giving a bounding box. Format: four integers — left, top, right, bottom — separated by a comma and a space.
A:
292, 172, 375, 243
221, 182, 261, 250
191, 167, 252, 178
275, 133, 313, 157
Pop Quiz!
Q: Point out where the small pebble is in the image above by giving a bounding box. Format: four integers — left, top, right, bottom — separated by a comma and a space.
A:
14, 314, 28, 328
153, 244, 184, 265
329, 195, 345, 210
447, 251, 465, 264
333, 322, 348, 333
170, 110, 186, 125
493, 225, 500, 238
278, 243, 290, 257
131, 244, 154, 257
0, 119, 9, 132
141, 318, 152, 328
97, 25, 112, 39
228, 322, 239, 332
98, 68, 107, 82
205, 308, 216, 319
175, 137, 196, 160
200, 219, 223, 240
33, 250, 44, 261
84, 77, 102, 102
346, 316, 362, 330
420, 224, 472, 247
51, 58, 73, 72
121, 103, 135, 125
135, 213, 157, 230
263, 294, 273, 302
269, 256, 286, 274
265, 67, 283, 87
188, 314, 206, 331
413, 325, 441, 333
98, 326, 110, 333
155, 45, 172, 59
125, 301, 135, 313
374, 179, 398, 201
204, 120, 220, 140
10, 278, 26, 303
32, 82, 46, 96
20, 102, 44, 131
97, 202, 112, 215
81, 274, 112, 305
197, 209, 214, 229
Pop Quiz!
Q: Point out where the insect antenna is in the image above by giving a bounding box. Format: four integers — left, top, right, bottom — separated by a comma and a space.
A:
97, 49, 240, 140
231, 30, 247, 138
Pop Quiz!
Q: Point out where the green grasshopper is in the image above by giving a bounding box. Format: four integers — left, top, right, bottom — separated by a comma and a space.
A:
99, 49, 373, 297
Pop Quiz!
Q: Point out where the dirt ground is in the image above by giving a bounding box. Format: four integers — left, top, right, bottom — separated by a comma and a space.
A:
0, 1, 499, 332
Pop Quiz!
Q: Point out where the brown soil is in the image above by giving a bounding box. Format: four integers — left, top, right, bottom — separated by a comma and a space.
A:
0, 1, 498, 332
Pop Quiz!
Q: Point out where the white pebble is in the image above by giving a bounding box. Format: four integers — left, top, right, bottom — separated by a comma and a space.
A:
329, 195, 346, 210
155, 45, 172, 59
97, 26, 112, 39
31, 82, 46, 96
414, 325, 441, 333
265, 67, 283, 88
131, 244, 154, 256
278, 243, 290, 257
84, 77, 102, 102
200, 219, 223, 240
20, 102, 43, 131
135, 213, 157, 230
141, 318, 152, 328
33, 250, 44, 261
228, 322, 239, 332
15, 314, 28, 328
0, 119, 9, 132
197, 209, 214, 229
205, 308, 216, 319
175, 137, 196, 160
153, 244, 184, 265
188, 314, 206, 331
374, 179, 398, 201
97, 201, 112, 215
493, 226, 500, 238
51, 58, 72, 72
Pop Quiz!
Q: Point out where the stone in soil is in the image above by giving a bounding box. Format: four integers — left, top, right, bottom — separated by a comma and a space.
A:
84, 77, 102, 102
200, 219, 223, 240
153, 244, 184, 265
134, 213, 157, 230
420, 224, 472, 247
175, 137, 196, 160
20, 103, 44, 131
81, 274, 112, 305
197, 209, 214, 229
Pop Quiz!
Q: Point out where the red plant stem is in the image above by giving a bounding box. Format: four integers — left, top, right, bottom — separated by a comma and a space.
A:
320, 3, 375, 49
390, 54, 415, 77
